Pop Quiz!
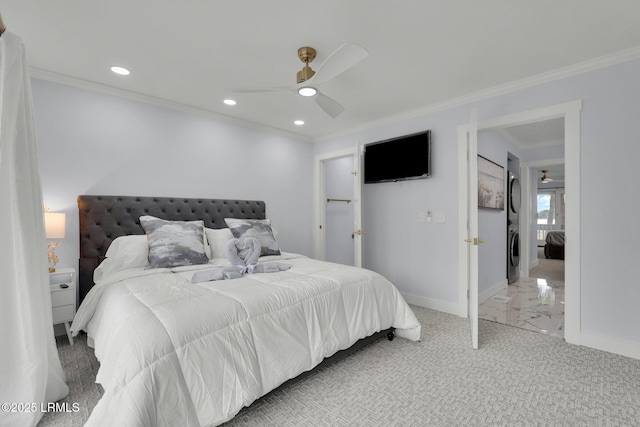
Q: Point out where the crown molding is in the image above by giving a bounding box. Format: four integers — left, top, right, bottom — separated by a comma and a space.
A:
27, 44, 640, 144
315, 45, 640, 142
28, 68, 313, 143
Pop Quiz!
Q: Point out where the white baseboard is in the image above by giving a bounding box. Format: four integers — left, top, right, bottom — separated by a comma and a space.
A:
479, 279, 508, 304
530, 258, 539, 269
401, 292, 467, 317
580, 332, 640, 360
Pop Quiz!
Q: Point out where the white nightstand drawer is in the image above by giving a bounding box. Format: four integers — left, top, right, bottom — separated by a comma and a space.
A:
52, 304, 74, 324
49, 268, 76, 345
51, 286, 74, 307
50, 272, 73, 285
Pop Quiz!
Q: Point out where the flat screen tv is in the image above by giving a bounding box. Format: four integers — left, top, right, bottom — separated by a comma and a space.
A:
364, 130, 431, 183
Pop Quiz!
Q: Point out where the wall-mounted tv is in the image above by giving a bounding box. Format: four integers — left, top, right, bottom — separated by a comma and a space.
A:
364, 130, 431, 183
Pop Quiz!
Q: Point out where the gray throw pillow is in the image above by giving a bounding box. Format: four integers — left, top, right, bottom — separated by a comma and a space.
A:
140, 215, 209, 268
224, 218, 281, 256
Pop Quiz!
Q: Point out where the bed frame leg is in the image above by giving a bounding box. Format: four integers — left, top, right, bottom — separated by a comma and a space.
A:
387, 330, 395, 341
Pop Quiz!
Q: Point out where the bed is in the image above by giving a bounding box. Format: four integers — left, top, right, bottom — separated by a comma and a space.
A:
544, 230, 565, 260
71, 195, 421, 426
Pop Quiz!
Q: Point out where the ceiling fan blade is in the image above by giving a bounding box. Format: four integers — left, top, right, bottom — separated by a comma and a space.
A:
315, 92, 345, 118
233, 87, 289, 93
307, 43, 368, 86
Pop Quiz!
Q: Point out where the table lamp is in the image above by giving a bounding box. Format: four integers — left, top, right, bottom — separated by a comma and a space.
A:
45, 212, 66, 272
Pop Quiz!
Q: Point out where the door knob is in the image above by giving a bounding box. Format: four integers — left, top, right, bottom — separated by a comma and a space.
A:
464, 238, 485, 245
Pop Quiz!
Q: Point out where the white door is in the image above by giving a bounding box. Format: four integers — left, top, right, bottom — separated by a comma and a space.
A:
353, 141, 364, 268
466, 109, 480, 350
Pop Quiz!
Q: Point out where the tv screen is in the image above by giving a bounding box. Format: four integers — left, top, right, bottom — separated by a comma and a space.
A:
364, 130, 431, 183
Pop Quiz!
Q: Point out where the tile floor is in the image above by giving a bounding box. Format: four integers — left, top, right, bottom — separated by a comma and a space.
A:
478, 256, 565, 338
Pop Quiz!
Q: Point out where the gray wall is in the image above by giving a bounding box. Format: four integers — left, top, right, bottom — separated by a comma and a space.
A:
32, 79, 315, 270
33, 55, 640, 353
315, 57, 640, 348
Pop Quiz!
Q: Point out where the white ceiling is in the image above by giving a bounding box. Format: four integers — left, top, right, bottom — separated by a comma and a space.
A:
500, 118, 565, 149
2, 1, 640, 141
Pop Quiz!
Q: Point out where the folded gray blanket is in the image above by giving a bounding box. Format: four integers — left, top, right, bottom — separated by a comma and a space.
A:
247, 263, 291, 274
191, 236, 291, 283
225, 237, 261, 268
191, 266, 244, 283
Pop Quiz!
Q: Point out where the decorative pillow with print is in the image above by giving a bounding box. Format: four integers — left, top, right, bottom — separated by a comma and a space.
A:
140, 215, 210, 268
224, 218, 281, 256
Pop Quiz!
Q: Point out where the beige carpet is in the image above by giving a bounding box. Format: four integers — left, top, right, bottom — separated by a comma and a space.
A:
38, 305, 640, 426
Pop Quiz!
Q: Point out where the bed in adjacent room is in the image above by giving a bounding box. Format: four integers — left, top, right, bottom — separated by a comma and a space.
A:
544, 230, 565, 260
71, 195, 421, 427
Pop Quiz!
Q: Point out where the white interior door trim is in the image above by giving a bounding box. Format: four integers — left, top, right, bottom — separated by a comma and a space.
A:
457, 99, 582, 346
314, 147, 358, 262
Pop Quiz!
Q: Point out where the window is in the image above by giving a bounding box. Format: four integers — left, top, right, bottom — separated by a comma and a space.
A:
537, 189, 565, 243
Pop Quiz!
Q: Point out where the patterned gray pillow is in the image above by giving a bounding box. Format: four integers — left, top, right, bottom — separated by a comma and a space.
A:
224, 218, 281, 256
140, 216, 210, 268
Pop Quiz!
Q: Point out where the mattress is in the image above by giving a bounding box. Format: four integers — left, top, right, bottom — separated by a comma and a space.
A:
71, 252, 421, 426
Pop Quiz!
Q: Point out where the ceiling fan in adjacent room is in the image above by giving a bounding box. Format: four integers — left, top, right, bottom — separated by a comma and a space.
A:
234, 43, 368, 118
541, 170, 553, 183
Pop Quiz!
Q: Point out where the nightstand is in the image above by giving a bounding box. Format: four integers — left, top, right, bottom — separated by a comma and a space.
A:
49, 267, 76, 345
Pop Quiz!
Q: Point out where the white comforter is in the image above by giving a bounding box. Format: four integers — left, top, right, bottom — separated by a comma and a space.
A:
71, 253, 421, 426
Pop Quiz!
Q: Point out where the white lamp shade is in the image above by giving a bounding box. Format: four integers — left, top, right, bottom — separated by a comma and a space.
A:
45, 212, 66, 239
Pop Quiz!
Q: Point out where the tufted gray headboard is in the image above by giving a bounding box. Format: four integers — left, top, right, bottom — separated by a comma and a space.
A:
77, 195, 266, 303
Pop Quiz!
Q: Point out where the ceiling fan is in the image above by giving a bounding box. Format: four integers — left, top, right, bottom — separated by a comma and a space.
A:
541, 170, 553, 183
234, 43, 368, 118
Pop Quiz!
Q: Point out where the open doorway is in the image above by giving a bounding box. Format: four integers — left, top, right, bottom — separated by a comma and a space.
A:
458, 100, 581, 349
314, 146, 364, 268
479, 163, 566, 340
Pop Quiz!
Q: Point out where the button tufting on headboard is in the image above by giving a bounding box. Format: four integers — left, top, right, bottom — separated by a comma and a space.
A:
77, 195, 266, 304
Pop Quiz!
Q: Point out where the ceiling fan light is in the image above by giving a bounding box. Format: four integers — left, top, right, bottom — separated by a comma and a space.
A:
110, 66, 130, 76
298, 87, 317, 97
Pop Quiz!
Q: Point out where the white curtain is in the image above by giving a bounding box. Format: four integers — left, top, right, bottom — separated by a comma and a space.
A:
0, 32, 68, 427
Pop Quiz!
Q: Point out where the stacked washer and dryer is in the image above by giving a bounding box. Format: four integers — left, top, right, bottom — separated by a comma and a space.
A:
507, 169, 521, 283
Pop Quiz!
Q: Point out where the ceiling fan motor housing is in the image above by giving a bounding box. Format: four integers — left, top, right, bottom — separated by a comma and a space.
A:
297, 67, 315, 83
297, 46, 317, 83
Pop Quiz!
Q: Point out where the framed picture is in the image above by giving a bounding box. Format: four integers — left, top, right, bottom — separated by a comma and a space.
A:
477, 155, 505, 210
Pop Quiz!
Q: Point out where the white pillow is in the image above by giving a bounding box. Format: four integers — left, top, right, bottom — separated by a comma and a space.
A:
94, 235, 149, 281
205, 228, 234, 259
105, 235, 149, 268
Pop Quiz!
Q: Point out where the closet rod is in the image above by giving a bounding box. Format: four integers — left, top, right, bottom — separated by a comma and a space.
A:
326, 198, 351, 204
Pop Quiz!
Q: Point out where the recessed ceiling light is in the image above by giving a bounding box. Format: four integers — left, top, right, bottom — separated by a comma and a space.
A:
294, 120, 305, 126
110, 66, 130, 76
223, 99, 237, 106
298, 87, 317, 97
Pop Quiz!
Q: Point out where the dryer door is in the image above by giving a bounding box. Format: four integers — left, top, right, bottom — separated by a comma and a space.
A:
510, 230, 520, 267
509, 175, 521, 215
